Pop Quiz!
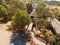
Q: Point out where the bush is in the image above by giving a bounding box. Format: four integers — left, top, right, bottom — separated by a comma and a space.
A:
0, 4, 15, 21
0, 5, 8, 20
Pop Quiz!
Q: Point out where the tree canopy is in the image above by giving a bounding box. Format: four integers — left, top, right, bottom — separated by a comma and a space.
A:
11, 9, 31, 33
26, 2, 33, 14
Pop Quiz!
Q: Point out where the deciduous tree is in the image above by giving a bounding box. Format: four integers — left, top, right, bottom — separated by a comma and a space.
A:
11, 9, 31, 33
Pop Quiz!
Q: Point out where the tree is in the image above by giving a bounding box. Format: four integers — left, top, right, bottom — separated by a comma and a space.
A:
44, 32, 55, 45
51, 8, 59, 19
36, 2, 47, 18
9, 0, 25, 9
36, 2, 50, 29
26, 2, 33, 14
56, 13, 60, 21
4, 4, 15, 20
0, 5, 8, 20
44, 33, 60, 45
52, 8, 60, 21
49, 34, 60, 45
11, 9, 31, 33
46, 7, 51, 17
0, 0, 6, 4
0, 4, 15, 21
55, 34, 60, 45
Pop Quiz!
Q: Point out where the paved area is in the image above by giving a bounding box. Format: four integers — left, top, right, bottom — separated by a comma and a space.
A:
0, 30, 12, 45
0, 30, 30, 45
27, 22, 46, 45
30, 32, 46, 45
0, 22, 30, 45
48, 17, 60, 33
0, 21, 45, 45
0, 23, 8, 30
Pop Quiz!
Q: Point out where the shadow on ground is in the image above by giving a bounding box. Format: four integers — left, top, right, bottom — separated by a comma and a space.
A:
10, 33, 26, 45
0, 20, 8, 24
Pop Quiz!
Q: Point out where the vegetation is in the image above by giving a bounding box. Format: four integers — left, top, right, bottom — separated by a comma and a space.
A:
38, 18, 50, 29
0, 0, 31, 34
56, 14, 60, 21
11, 9, 31, 33
51, 8, 58, 18
36, 2, 47, 18
0, 0, 60, 44
26, 2, 33, 14
0, 0, 25, 21
44, 33, 60, 45
51, 8, 60, 21
0, 5, 8, 20
9, 0, 25, 9
45, 1, 60, 6
36, 2, 50, 29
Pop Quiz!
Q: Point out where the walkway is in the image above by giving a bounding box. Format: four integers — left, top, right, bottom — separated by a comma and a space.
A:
0, 22, 30, 45
48, 17, 60, 33
27, 22, 46, 45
